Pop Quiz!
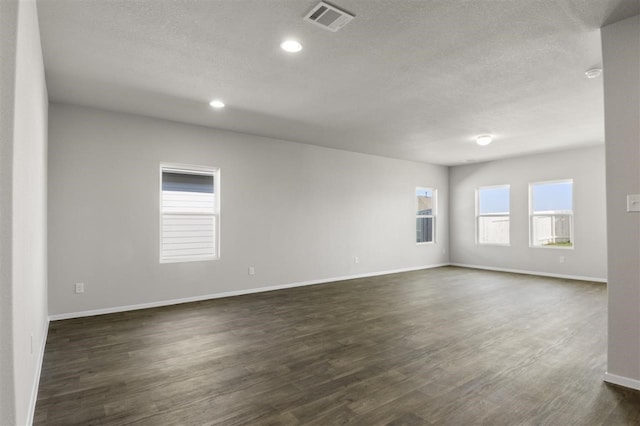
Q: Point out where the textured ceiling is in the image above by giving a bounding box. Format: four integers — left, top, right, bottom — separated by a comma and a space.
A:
36, 0, 639, 165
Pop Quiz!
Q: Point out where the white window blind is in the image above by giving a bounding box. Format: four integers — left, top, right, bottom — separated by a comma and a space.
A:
160, 165, 219, 263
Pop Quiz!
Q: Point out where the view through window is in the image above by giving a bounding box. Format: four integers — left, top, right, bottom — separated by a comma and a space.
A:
160, 164, 219, 262
416, 188, 435, 243
477, 185, 510, 245
530, 180, 573, 248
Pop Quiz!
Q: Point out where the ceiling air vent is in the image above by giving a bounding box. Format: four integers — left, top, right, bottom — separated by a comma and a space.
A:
304, 1, 354, 32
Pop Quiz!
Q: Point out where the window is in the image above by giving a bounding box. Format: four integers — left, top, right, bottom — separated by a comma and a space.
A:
477, 185, 510, 245
416, 188, 435, 243
160, 164, 219, 262
530, 180, 573, 248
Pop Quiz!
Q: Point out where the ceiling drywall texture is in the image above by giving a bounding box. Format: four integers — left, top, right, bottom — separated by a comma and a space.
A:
36, 0, 639, 166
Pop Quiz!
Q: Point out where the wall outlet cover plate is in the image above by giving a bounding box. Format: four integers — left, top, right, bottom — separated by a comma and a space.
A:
627, 194, 640, 212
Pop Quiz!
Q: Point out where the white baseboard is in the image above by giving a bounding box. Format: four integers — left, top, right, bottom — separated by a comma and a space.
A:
27, 318, 49, 426
603, 372, 640, 391
449, 263, 607, 283
48, 262, 606, 321
49, 263, 450, 321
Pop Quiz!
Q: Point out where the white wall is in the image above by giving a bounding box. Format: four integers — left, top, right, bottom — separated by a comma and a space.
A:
602, 15, 640, 390
48, 104, 449, 316
449, 146, 607, 281
0, 0, 19, 423
0, 0, 49, 424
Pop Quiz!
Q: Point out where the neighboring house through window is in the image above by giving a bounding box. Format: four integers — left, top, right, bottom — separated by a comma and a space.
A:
160, 163, 219, 262
416, 187, 435, 243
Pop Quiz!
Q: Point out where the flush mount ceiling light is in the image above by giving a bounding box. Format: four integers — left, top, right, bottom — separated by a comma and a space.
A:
585, 68, 602, 79
280, 39, 303, 53
209, 100, 225, 108
476, 135, 493, 146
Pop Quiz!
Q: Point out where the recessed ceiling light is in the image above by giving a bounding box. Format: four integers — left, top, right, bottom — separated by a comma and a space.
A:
585, 68, 602, 79
476, 135, 493, 146
280, 39, 303, 53
209, 100, 225, 108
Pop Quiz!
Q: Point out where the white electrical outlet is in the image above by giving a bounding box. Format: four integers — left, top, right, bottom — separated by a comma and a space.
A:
75, 282, 85, 294
559, 256, 565, 264
354, 256, 359, 264
248, 266, 255, 275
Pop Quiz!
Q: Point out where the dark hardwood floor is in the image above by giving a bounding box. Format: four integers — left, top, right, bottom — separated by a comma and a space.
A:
35, 266, 640, 425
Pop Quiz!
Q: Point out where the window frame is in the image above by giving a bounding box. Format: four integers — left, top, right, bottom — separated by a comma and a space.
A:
476, 184, 511, 246
416, 187, 436, 244
529, 179, 574, 250
159, 163, 220, 263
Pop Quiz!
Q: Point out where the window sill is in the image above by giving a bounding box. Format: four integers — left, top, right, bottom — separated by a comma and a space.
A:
530, 245, 574, 250
160, 255, 218, 264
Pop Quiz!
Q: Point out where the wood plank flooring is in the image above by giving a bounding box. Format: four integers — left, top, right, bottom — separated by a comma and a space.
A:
34, 266, 640, 425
